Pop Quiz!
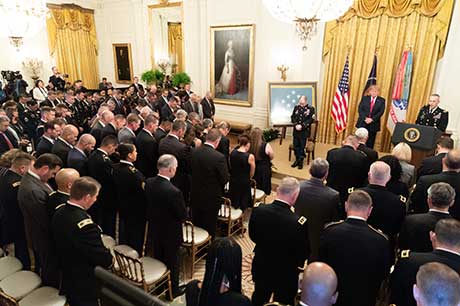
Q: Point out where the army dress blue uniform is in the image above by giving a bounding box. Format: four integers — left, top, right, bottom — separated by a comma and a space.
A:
415, 105, 449, 132
290, 104, 315, 168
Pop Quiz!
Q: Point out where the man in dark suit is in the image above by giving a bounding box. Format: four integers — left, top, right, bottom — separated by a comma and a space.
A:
417, 136, 453, 180
415, 94, 449, 132
131, 76, 144, 93
390, 219, 460, 306
319, 190, 391, 306
109, 89, 125, 115
52, 124, 78, 167
294, 158, 339, 261
250, 177, 310, 306
326, 135, 369, 215
48, 66, 66, 91
298, 262, 338, 306
0, 153, 34, 269
35, 121, 58, 157
355, 127, 378, 165
158, 120, 191, 202
0, 115, 19, 155
399, 182, 454, 252
201, 92, 215, 119
135, 114, 159, 178
182, 96, 199, 114
190, 128, 229, 237
355, 85, 385, 148
90, 110, 113, 148
18, 153, 62, 287
118, 113, 140, 144
157, 89, 170, 114
112, 144, 146, 254
67, 134, 96, 176
52, 177, 113, 306
155, 120, 171, 142
216, 121, 230, 168
87, 135, 118, 236
145, 154, 187, 297
161, 96, 178, 123
410, 149, 460, 219
46, 168, 79, 218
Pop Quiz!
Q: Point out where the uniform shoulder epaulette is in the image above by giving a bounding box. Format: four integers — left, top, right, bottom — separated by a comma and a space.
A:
399, 195, 407, 204
368, 224, 389, 240
55, 203, 66, 210
400, 249, 410, 258
325, 220, 344, 228
298, 216, 307, 225
49, 191, 56, 196
129, 166, 137, 173
77, 218, 93, 229
12, 181, 21, 188
348, 187, 354, 194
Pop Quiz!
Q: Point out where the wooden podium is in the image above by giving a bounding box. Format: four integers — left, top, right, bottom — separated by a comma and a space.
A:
391, 123, 444, 168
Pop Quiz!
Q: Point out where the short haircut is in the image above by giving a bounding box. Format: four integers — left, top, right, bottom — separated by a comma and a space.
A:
392, 142, 412, 162
117, 143, 135, 160
416, 262, 460, 306
217, 121, 231, 130
309, 158, 329, 179
188, 112, 200, 121
430, 93, 440, 98
369, 161, 391, 182
157, 154, 177, 170
172, 120, 186, 132
126, 113, 140, 124
101, 135, 118, 147
277, 177, 300, 196
161, 120, 173, 128
437, 137, 454, 150
347, 190, 372, 211
238, 134, 250, 147
203, 118, 214, 129
34, 153, 63, 170
144, 114, 158, 126
428, 182, 456, 208
344, 135, 359, 147
206, 128, 221, 142
41, 106, 53, 114
44, 121, 57, 132
114, 114, 126, 122
169, 96, 177, 103
75, 89, 84, 95
11, 153, 34, 168
355, 127, 369, 140
435, 219, 460, 247
176, 109, 188, 119
0, 115, 9, 124
444, 150, 460, 170
70, 176, 101, 200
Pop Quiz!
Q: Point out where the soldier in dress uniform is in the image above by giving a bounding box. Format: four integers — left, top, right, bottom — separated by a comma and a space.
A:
46, 168, 80, 218
290, 95, 315, 169
112, 143, 146, 254
390, 219, 460, 306
415, 94, 449, 132
22, 100, 40, 145
52, 176, 113, 306
250, 177, 310, 306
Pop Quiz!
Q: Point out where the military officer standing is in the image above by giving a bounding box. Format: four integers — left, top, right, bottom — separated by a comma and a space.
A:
415, 94, 449, 132
52, 176, 113, 306
250, 177, 310, 306
22, 100, 40, 146
290, 95, 315, 169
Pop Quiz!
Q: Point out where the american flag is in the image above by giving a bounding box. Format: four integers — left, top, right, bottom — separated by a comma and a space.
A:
331, 56, 350, 133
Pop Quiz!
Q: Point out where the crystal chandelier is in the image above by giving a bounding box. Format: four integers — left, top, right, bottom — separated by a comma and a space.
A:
263, 0, 353, 50
0, 0, 48, 51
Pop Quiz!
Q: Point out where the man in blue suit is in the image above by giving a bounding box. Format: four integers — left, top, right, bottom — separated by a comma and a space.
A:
67, 134, 96, 176
356, 85, 385, 149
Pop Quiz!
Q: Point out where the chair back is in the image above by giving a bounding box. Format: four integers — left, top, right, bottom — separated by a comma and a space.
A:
182, 221, 195, 244
113, 249, 145, 286
0, 291, 19, 306
308, 120, 319, 142
218, 197, 232, 221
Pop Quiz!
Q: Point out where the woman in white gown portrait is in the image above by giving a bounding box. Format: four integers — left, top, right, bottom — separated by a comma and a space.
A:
217, 40, 239, 95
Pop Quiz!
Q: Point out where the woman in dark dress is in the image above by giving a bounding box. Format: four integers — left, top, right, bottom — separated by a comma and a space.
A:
229, 135, 255, 210
249, 128, 274, 195
186, 237, 251, 306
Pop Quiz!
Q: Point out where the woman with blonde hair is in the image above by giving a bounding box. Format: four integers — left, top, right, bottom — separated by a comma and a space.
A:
249, 128, 274, 195
391, 142, 416, 188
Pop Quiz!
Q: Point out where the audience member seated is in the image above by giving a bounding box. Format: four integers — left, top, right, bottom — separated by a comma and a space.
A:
410, 149, 460, 218
32, 79, 48, 103
378, 155, 410, 199
355, 127, 378, 165
67, 133, 96, 176
413, 262, 460, 306
417, 137, 454, 180
392, 142, 416, 188
186, 237, 251, 306
390, 219, 460, 306
229, 135, 255, 210
319, 190, 390, 306
295, 158, 340, 261
249, 127, 274, 196
299, 262, 338, 306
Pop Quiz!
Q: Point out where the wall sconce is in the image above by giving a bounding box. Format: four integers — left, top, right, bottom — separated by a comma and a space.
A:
277, 65, 289, 82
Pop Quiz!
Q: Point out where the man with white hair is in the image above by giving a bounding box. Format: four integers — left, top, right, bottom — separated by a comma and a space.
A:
250, 177, 310, 306
360, 161, 406, 252
201, 91, 215, 119
355, 127, 378, 164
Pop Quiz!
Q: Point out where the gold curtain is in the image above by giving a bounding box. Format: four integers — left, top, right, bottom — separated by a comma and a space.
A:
46, 4, 99, 89
319, 0, 454, 152
168, 22, 184, 73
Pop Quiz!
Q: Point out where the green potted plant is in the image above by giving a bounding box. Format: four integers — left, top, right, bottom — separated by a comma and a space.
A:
263, 128, 280, 143
141, 69, 165, 86
171, 72, 191, 88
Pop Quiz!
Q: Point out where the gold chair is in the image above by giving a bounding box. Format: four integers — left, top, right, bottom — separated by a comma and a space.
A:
0, 291, 17, 306
113, 249, 173, 300
182, 221, 212, 278
218, 197, 244, 237
251, 179, 267, 206
288, 120, 319, 164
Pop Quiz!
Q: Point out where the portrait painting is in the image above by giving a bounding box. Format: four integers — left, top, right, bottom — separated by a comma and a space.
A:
268, 82, 318, 125
113, 43, 133, 84
210, 24, 255, 107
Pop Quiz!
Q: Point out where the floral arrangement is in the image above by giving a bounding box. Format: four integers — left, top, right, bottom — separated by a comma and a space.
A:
22, 58, 43, 80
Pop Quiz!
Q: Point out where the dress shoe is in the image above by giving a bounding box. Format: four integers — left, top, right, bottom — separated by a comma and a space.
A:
298, 159, 304, 169
291, 160, 299, 167
172, 284, 187, 298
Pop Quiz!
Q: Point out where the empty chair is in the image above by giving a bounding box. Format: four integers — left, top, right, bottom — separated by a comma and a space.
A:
101, 234, 116, 249
19, 287, 66, 306
0, 256, 23, 281
182, 221, 212, 277
251, 179, 267, 206
218, 197, 244, 236
0, 271, 41, 300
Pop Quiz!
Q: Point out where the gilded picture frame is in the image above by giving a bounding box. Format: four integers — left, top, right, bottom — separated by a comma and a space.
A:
113, 43, 134, 84
210, 24, 255, 107
268, 81, 318, 126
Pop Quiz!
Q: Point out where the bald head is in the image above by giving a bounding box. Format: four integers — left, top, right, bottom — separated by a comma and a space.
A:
343, 135, 359, 149
301, 262, 338, 306
76, 134, 96, 153
368, 161, 391, 186
55, 168, 80, 193
444, 149, 460, 171
61, 125, 79, 145
101, 110, 114, 124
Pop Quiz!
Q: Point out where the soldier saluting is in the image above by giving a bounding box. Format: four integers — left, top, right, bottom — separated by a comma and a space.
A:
415, 94, 449, 132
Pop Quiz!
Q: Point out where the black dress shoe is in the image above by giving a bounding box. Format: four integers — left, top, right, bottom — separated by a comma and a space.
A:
298, 159, 304, 169
172, 285, 187, 298
291, 160, 299, 167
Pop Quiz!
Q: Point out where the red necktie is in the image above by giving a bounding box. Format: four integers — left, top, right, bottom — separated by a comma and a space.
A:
1, 132, 13, 149
369, 97, 376, 116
